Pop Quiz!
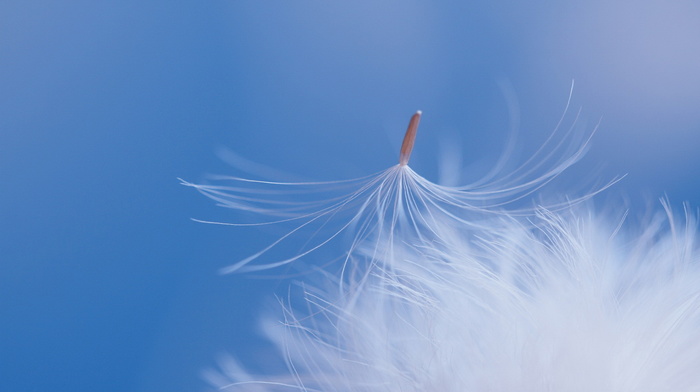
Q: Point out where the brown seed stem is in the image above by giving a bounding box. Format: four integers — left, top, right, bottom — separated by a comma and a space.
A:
399, 110, 422, 166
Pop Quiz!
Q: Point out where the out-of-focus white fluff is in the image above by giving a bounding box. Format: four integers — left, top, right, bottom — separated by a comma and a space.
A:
255, 204, 700, 392
188, 107, 700, 391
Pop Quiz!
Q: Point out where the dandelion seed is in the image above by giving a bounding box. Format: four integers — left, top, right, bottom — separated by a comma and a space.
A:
398, 110, 421, 166
184, 97, 614, 275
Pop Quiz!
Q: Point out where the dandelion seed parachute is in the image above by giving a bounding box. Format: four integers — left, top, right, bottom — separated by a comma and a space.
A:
187, 103, 700, 391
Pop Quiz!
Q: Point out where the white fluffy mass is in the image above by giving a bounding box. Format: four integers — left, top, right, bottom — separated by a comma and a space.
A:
187, 106, 700, 391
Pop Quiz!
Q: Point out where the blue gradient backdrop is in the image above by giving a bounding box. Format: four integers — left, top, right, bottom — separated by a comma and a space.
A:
2, 1, 700, 391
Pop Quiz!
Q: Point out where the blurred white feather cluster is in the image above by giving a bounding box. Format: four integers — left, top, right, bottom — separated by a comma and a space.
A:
186, 99, 700, 391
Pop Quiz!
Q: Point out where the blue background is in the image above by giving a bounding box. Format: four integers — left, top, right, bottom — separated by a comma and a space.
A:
2, 1, 700, 391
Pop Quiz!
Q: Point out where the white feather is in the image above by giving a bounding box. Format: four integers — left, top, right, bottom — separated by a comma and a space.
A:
189, 105, 700, 391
